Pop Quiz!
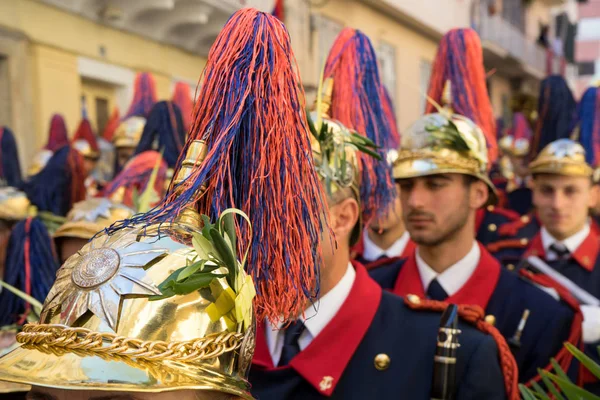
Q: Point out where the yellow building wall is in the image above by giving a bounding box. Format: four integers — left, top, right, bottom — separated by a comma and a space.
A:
311, 0, 438, 130
0, 0, 207, 146
30, 44, 81, 148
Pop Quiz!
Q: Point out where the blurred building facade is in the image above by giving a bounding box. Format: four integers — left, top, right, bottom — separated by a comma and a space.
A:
576, 0, 600, 95
0, 0, 582, 169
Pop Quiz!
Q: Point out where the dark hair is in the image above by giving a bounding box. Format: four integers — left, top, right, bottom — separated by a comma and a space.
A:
462, 175, 479, 186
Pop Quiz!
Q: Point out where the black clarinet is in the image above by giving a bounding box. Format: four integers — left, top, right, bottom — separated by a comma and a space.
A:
431, 304, 461, 400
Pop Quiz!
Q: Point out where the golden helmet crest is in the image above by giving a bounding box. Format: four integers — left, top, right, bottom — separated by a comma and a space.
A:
529, 138, 593, 178
72, 139, 100, 160
0, 142, 255, 398
113, 116, 146, 149
393, 81, 497, 202
54, 198, 134, 240
0, 187, 31, 221
27, 149, 53, 177
499, 135, 529, 157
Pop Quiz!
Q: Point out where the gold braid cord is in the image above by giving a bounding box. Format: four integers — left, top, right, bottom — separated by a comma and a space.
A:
17, 324, 244, 363
395, 149, 481, 173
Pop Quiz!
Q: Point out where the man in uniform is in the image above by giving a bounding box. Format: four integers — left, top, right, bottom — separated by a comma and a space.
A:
368, 28, 581, 386
249, 28, 516, 399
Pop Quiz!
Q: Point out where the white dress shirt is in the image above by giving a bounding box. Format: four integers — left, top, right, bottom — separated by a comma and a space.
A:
416, 241, 480, 296
265, 262, 356, 366
541, 222, 590, 261
362, 230, 410, 262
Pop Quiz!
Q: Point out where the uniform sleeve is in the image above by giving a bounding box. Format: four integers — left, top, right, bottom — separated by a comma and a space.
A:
456, 334, 509, 400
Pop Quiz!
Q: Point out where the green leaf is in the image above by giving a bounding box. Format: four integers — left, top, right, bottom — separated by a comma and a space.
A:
550, 359, 570, 382
157, 267, 185, 290
544, 372, 600, 400
210, 228, 237, 287
519, 384, 538, 400
221, 212, 237, 256
0, 280, 43, 316
171, 273, 225, 295
201, 214, 214, 239
530, 380, 551, 400
539, 369, 565, 400
149, 286, 176, 301
177, 259, 206, 282
192, 232, 216, 259
564, 342, 600, 380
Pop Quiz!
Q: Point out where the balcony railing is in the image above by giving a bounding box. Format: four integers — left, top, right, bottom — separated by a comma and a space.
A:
475, 11, 546, 76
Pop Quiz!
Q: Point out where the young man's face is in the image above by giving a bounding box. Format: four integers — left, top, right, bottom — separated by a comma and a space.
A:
369, 183, 403, 234
533, 174, 598, 240
57, 237, 89, 264
398, 174, 485, 246
116, 147, 135, 170
83, 157, 98, 177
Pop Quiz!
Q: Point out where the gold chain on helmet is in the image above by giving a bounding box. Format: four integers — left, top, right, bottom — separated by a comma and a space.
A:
17, 323, 244, 363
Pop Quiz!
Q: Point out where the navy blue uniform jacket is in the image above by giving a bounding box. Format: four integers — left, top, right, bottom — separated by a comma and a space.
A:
249, 263, 509, 399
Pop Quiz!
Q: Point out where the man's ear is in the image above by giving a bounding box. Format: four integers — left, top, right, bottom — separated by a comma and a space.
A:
469, 180, 489, 209
329, 197, 360, 240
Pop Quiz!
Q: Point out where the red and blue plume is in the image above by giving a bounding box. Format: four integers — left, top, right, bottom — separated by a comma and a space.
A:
20, 146, 86, 216
578, 85, 600, 166
102, 150, 167, 209
45, 114, 69, 152
134, 101, 186, 168
530, 75, 577, 158
425, 28, 498, 164
111, 8, 328, 324
272, 0, 284, 20
0, 126, 22, 187
172, 82, 194, 132
508, 112, 532, 142
0, 217, 58, 326
73, 118, 99, 153
323, 27, 396, 223
102, 107, 120, 142
125, 72, 157, 118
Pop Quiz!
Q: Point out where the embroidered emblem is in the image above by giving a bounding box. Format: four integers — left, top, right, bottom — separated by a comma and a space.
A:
319, 376, 334, 392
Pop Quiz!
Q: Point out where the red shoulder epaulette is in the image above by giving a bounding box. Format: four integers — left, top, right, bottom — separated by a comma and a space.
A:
404, 295, 519, 400
518, 270, 586, 387
497, 214, 532, 237
487, 206, 519, 221
486, 238, 529, 253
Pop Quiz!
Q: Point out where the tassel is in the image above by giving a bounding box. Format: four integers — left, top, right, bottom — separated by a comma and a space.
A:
323, 28, 396, 223
425, 28, 498, 164
272, 0, 284, 21
172, 82, 194, 132
125, 72, 157, 118
530, 75, 577, 159
381, 87, 400, 149
73, 118, 100, 154
45, 114, 69, 152
102, 150, 167, 209
0, 126, 22, 187
578, 86, 600, 166
111, 8, 328, 324
102, 108, 121, 142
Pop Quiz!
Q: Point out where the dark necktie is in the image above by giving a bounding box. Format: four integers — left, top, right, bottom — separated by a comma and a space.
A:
426, 278, 448, 301
549, 243, 570, 260
277, 320, 306, 367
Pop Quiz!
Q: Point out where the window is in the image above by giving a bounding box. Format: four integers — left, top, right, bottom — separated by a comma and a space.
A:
579, 61, 595, 76
419, 59, 432, 113
95, 97, 109, 135
316, 14, 343, 69
378, 41, 397, 105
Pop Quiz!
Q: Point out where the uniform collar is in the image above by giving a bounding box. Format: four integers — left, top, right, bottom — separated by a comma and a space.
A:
415, 241, 480, 297
540, 223, 590, 258
526, 226, 599, 272
393, 242, 501, 309
362, 229, 410, 262
264, 263, 356, 365
253, 261, 382, 396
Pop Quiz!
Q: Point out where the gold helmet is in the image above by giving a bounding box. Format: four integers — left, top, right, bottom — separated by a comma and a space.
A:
72, 139, 100, 160
53, 198, 134, 240
0, 141, 256, 398
499, 135, 530, 158
0, 187, 31, 221
393, 81, 497, 203
113, 116, 145, 149
529, 138, 593, 178
27, 149, 53, 177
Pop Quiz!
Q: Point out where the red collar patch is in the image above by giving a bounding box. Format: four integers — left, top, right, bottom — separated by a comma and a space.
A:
392, 243, 501, 310
252, 261, 382, 396
526, 231, 599, 272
